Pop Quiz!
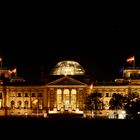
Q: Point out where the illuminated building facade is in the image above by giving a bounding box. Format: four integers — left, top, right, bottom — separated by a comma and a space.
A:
0, 60, 140, 117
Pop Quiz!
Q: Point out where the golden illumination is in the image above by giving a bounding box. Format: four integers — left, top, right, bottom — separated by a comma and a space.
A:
9, 68, 17, 74
56, 89, 77, 111
88, 83, 93, 94
32, 98, 38, 104
90, 83, 93, 90
127, 56, 135, 63
71, 89, 76, 110
57, 89, 62, 110
0, 100, 2, 109
50, 60, 85, 75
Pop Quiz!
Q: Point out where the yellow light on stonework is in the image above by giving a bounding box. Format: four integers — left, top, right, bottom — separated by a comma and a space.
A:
0, 100, 1, 109
89, 83, 93, 94
32, 98, 38, 104
118, 111, 126, 119
90, 84, 93, 90
64, 73, 67, 76
51, 60, 85, 75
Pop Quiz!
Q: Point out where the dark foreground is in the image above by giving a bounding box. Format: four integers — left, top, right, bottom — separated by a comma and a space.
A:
0, 116, 139, 139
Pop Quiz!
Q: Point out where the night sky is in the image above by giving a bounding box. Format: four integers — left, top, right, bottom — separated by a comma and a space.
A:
1, 11, 140, 82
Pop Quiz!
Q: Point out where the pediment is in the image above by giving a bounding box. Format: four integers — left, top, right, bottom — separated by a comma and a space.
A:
47, 76, 87, 85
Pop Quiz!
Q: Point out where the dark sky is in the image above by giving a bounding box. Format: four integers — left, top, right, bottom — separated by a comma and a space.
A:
1, 10, 140, 81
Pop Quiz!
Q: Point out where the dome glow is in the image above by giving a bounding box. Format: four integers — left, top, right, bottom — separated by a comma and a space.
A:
50, 60, 85, 75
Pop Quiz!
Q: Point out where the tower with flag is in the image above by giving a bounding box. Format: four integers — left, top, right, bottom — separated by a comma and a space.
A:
126, 55, 135, 68
10, 67, 17, 77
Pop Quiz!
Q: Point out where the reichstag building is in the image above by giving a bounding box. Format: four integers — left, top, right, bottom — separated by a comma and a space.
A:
0, 60, 140, 118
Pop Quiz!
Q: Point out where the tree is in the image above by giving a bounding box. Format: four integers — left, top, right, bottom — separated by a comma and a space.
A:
124, 92, 140, 119
109, 93, 124, 118
124, 99, 140, 114
85, 92, 103, 118
109, 93, 124, 110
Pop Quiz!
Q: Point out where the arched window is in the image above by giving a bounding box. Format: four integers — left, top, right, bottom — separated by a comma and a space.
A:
24, 101, 28, 109
106, 93, 109, 97
11, 100, 15, 109
17, 101, 22, 109
71, 89, 76, 110
25, 93, 28, 97
63, 89, 70, 110
38, 100, 43, 109
38, 93, 42, 97
0, 92, 2, 99
57, 89, 62, 110
17, 93, 21, 97
31, 93, 35, 97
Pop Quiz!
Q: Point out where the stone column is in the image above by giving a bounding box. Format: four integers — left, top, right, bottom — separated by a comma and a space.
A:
69, 89, 71, 105
61, 89, 64, 112
76, 89, 79, 109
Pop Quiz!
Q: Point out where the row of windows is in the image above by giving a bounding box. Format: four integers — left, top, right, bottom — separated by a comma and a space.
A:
0, 92, 114, 99
10, 93, 43, 97
92, 92, 140, 98
10, 100, 43, 109
9, 92, 139, 98
2, 91, 140, 98
92, 93, 120, 97
91, 93, 112, 97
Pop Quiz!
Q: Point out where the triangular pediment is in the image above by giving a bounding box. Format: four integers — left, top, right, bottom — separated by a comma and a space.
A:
47, 76, 87, 85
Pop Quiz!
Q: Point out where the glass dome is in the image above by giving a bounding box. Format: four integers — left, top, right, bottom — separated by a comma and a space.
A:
50, 60, 85, 75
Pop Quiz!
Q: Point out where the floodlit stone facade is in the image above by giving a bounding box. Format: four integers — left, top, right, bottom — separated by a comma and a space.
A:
0, 60, 140, 118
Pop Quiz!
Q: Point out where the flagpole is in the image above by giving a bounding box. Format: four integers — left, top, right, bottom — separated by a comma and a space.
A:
133, 55, 135, 69
122, 66, 124, 77
37, 96, 38, 118
15, 67, 17, 77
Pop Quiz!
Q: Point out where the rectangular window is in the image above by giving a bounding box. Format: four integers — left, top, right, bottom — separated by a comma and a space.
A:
38, 93, 42, 97
31, 93, 35, 97
106, 93, 109, 97
17, 93, 21, 97
25, 93, 28, 97
0, 93, 2, 99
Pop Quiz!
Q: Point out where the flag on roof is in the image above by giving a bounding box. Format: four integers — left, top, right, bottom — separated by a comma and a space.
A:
10, 68, 17, 73
126, 56, 135, 63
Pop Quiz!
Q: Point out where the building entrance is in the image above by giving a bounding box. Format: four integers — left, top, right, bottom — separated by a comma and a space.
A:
56, 89, 77, 111
63, 89, 70, 110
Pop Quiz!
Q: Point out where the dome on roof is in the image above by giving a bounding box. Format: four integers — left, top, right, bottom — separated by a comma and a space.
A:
50, 60, 85, 75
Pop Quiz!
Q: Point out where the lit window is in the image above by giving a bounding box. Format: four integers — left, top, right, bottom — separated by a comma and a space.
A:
25, 93, 28, 97
0, 93, 2, 99
11, 100, 15, 109
17, 93, 21, 97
